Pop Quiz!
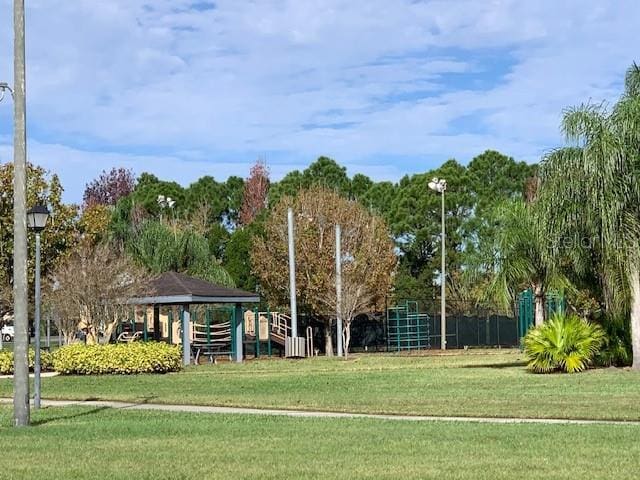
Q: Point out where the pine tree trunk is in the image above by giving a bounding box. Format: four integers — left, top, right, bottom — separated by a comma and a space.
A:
533, 284, 545, 327
630, 266, 640, 370
324, 323, 334, 356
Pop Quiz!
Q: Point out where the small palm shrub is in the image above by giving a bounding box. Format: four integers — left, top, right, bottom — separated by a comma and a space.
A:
0, 349, 54, 375
53, 342, 182, 375
524, 313, 605, 373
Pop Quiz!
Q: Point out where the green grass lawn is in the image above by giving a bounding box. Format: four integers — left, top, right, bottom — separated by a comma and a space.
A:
1, 351, 639, 420
1, 405, 639, 480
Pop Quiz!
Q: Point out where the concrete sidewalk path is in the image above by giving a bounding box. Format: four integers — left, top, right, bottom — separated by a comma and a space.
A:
1, 398, 639, 426
0, 372, 59, 380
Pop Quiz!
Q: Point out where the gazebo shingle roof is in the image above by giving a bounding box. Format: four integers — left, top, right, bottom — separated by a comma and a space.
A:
130, 271, 260, 305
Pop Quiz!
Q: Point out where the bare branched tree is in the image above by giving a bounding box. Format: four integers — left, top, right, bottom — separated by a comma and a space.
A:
47, 241, 149, 344
252, 187, 396, 356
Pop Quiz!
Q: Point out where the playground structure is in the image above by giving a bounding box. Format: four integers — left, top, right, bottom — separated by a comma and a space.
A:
119, 273, 542, 358
120, 298, 530, 357
125, 271, 315, 363
120, 305, 308, 363
386, 301, 431, 351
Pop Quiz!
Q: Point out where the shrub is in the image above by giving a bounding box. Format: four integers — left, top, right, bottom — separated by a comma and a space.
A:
524, 313, 605, 373
0, 351, 9, 375
52, 342, 182, 375
0, 349, 54, 375
594, 316, 632, 367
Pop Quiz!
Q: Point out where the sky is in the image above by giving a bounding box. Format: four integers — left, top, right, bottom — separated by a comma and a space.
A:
0, 1, 639, 203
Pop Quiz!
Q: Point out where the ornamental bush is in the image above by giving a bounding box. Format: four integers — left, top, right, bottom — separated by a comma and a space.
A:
0, 349, 54, 375
53, 342, 182, 375
594, 315, 632, 367
524, 313, 605, 373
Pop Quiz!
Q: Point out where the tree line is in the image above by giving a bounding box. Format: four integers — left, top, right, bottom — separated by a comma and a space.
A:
3, 63, 638, 364
0, 149, 533, 350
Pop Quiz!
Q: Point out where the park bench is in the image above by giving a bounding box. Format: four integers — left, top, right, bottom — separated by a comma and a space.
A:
116, 331, 142, 343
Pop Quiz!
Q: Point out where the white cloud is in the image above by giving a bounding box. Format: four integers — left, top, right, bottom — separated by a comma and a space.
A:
0, 0, 638, 202
0, 139, 405, 202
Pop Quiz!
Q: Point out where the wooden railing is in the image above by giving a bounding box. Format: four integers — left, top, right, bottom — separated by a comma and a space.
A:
244, 311, 291, 343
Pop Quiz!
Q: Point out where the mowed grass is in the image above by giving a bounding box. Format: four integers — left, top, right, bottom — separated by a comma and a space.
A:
1, 405, 639, 480
1, 351, 639, 420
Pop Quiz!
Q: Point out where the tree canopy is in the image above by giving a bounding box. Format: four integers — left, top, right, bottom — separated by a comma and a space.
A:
0, 163, 78, 316
1, 147, 539, 341
537, 63, 640, 368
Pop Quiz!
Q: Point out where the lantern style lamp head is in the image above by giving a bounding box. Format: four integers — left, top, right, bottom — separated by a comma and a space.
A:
27, 204, 50, 232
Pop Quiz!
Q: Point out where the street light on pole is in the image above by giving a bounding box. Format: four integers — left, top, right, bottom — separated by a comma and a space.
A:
428, 177, 447, 350
0, 82, 14, 102
27, 204, 50, 410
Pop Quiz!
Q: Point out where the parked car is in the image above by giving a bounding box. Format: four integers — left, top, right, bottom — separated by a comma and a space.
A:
1, 325, 14, 342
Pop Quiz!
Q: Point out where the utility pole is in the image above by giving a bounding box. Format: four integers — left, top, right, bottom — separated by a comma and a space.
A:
335, 225, 343, 357
287, 208, 298, 338
13, 0, 30, 426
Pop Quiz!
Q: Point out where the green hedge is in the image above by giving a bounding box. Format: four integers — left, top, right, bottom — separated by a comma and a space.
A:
52, 342, 182, 375
0, 349, 54, 375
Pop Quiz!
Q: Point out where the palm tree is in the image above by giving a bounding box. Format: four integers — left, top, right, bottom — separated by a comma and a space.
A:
490, 199, 569, 326
539, 63, 640, 369
128, 220, 235, 287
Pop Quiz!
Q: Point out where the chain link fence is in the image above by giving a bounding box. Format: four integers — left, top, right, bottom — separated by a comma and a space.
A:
346, 305, 519, 353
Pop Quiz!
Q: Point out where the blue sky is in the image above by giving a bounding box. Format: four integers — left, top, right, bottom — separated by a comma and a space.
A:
0, 1, 639, 203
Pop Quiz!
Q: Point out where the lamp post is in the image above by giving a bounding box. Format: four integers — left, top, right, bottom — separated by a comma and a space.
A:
428, 177, 447, 350
27, 204, 50, 410
0, 193, 8, 352
0, 90, 12, 354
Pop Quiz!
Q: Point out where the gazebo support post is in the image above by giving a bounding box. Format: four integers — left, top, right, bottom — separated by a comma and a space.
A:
143, 308, 148, 341
267, 306, 272, 358
254, 307, 260, 358
182, 305, 191, 366
153, 304, 160, 341
234, 303, 243, 363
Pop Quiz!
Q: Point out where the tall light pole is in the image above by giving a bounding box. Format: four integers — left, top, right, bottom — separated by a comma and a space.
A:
287, 208, 298, 337
428, 177, 447, 350
27, 205, 50, 410
12, 0, 30, 427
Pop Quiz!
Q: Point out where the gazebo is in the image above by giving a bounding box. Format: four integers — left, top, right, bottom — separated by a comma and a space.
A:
129, 271, 260, 365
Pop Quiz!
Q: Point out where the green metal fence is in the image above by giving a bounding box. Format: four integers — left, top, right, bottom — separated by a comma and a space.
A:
517, 289, 566, 344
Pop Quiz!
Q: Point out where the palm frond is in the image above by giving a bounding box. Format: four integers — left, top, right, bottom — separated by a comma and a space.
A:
624, 62, 640, 98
